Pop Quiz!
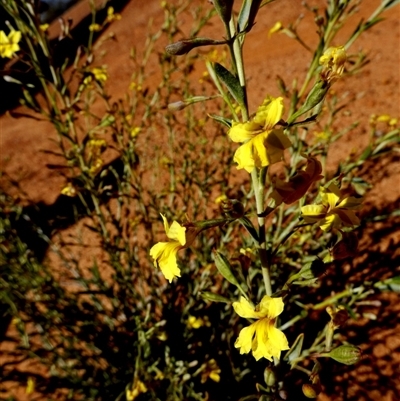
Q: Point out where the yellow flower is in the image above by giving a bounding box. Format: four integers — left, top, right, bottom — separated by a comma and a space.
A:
228, 96, 291, 172
319, 46, 347, 82
301, 183, 363, 231
0, 29, 22, 59
126, 380, 147, 401
201, 359, 221, 383
233, 296, 289, 361
150, 215, 198, 282
89, 23, 101, 32
26, 377, 35, 394
271, 156, 323, 205
268, 21, 283, 38
214, 194, 227, 204
106, 6, 122, 23
92, 67, 108, 84
187, 315, 209, 329
39, 23, 49, 32
130, 127, 141, 138
61, 183, 77, 197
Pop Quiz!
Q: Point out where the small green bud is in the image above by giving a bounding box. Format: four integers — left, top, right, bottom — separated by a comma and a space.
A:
211, 0, 234, 25
288, 80, 329, 124
168, 96, 220, 112
325, 345, 362, 365
165, 37, 227, 56
213, 250, 240, 287
302, 80, 329, 113
264, 367, 276, 387
200, 291, 231, 303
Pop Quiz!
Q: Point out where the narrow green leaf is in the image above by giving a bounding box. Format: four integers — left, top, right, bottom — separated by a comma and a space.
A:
200, 291, 231, 303
207, 113, 232, 128
238, 0, 263, 33
284, 333, 304, 362
214, 63, 245, 107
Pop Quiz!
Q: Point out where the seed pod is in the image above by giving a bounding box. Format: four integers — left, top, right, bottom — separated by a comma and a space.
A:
326, 345, 362, 365
264, 367, 276, 387
200, 291, 231, 303
302, 383, 321, 398
212, 0, 234, 25
165, 37, 227, 56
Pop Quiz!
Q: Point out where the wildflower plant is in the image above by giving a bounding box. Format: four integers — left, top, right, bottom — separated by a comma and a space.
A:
0, 0, 399, 400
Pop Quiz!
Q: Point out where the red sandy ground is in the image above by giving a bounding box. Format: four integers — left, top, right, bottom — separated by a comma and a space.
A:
0, 0, 399, 400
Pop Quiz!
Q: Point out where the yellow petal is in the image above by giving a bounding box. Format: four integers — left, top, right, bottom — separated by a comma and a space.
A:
149, 241, 182, 282
228, 121, 262, 143
161, 214, 186, 245
8, 30, 21, 45
257, 296, 284, 319
251, 319, 289, 361
264, 128, 291, 163
334, 209, 360, 227
319, 213, 340, 231
161, 213, 170, 232
234, 323, 257, 354
301, 205, 327, 222
337, 196, 363, 209
233, 140, 256, 173
233, 296, 258, 319
323, 192, 339, 210
254, 96, 284, 129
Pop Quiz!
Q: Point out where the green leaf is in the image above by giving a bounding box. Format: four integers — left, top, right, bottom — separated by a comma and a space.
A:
200, 291, 231, 303
238, 216, 259, 241
284, 333, 304, 363
207, 114, 232, 128
238, 0, 263, 33
214, 63, 246, 108
212, 0, 234, 25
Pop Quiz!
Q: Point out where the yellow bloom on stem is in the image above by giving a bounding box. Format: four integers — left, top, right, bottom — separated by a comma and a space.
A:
233, 296, 289, 361
319, 46, 347, 82
106, 6, 122, 23
150, 214, 202, 282
150, 214, 186, 282
228, 96, 291, 172
301, 183, 363, 231
0, 29, 22, 59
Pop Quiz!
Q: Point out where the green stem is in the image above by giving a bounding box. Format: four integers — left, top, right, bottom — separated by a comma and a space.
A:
312, 288, 352, 310
251, 169, 272, 296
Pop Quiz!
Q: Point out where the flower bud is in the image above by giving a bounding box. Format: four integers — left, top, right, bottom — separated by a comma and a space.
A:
326, 345, 362, 365
221, 199, 245, 218
264, 367, 276, 387
302, 383, 321, 398
319, 45, 347, 82
288, 80, 329, 124
200, 291, 231, 303
165, 37, 227, 56
211, 0, 234, 25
